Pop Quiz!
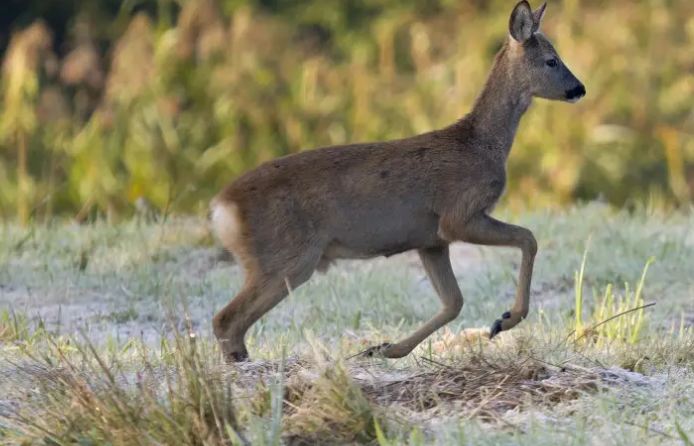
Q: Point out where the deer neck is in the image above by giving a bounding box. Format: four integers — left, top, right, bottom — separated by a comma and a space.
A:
466, 45, 532, 159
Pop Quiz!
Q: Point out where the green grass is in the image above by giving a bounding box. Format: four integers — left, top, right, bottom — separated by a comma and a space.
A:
1, 203, 693, 444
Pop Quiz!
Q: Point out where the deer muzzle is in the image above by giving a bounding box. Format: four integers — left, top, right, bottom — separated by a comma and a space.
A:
565, 84, 586, 103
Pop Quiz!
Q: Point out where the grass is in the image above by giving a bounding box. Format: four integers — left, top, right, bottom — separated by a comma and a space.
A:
1, 203, 693, 444
573, 255, 654, 346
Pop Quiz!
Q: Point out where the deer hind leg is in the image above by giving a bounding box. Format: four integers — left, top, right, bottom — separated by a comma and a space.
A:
213, 253, 320, 362
363, 246, 463, 359
211, 197, 325, 361
450, 212, 537, 338
213, 280, 259, 362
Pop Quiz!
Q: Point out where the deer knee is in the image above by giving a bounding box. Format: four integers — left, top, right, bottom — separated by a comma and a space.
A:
520, 230, 537, 257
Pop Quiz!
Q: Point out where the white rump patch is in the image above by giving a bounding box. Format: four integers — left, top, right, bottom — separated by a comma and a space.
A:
210, 200, 242, 252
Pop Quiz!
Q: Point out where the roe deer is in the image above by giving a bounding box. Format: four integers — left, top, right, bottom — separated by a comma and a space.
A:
211, 1, 585, 362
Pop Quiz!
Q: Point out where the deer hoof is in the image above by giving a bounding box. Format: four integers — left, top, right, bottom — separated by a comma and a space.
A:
361, 342, 393, 358
225, 349, 250, 363
489, 319, 504, 339
489, 311, 512, 339
489, 311, 514, 339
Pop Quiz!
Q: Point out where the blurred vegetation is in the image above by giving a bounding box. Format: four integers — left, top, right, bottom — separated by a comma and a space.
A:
0, 0, 692, 222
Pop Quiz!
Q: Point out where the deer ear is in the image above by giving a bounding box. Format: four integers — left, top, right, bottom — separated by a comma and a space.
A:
531, 2, 547, 33
509, 1, 534, 43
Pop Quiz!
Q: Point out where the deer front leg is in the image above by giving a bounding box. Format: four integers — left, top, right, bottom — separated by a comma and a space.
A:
448, 212, 537, 338
362, 245, 463, 358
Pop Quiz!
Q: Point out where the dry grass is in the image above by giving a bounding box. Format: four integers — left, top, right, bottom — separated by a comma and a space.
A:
2, 313, 692, 445
283, 362, 378, 444
2, 329, 248, 446
212, 320, 690, 445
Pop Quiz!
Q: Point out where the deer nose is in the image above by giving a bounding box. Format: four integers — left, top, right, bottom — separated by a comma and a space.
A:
565, 84, 586, 102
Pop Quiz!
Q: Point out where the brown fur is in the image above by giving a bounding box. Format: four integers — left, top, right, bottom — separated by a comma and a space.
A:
210, 1, 585, 361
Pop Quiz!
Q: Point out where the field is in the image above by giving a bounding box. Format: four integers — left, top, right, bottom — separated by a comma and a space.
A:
1, 204, 693, 445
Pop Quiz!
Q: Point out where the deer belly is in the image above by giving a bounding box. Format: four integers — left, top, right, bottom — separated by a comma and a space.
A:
324, 211, 440, 259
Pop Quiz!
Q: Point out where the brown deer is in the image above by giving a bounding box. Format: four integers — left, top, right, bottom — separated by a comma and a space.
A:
210, 1, 585, 362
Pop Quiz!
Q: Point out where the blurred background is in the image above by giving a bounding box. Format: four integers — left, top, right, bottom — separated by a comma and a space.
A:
0, 0, 692, 223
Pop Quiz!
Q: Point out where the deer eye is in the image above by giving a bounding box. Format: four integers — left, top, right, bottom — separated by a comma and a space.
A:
546, 59, 558, 68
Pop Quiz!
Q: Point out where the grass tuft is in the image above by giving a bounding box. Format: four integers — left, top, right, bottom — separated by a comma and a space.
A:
2, 326, 247, 446
283, 358, 379, 445
0, 309, 43, 343
574, 258, 655, 346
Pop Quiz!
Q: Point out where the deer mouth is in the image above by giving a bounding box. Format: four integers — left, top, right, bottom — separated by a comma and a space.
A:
565, 84, 586, 103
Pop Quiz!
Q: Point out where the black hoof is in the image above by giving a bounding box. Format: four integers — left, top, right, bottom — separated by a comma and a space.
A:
227, 350, 250, 363
362, 342, 393, 358
489, 312, 512, 339
489, 319, 504, 339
